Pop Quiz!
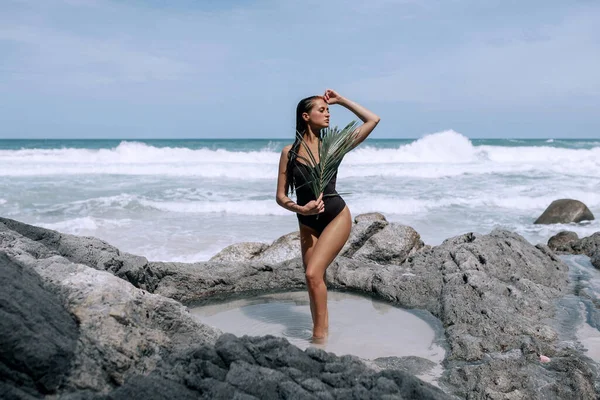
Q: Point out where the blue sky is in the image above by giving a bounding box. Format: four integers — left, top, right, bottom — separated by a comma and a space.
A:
1, 0, 599, 139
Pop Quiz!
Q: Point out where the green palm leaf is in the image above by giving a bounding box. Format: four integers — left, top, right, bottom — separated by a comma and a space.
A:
292, 120, 360, 200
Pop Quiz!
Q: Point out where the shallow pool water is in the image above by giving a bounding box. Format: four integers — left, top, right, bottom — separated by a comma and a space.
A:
190, 291, 446, 383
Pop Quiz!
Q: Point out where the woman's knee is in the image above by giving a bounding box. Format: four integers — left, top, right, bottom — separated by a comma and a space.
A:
305, 267, 324, 286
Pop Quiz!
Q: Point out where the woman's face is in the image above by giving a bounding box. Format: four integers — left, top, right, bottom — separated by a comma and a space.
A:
305, 98, 330, 129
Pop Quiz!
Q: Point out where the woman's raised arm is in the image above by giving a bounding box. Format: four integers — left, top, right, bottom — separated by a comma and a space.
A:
323, 89, 380, 148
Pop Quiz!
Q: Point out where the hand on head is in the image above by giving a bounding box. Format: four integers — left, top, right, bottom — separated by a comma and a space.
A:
323, 89, 342, 105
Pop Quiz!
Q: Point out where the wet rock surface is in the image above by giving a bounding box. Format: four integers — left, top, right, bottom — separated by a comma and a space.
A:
549, 231, 600, 269
2, 216, 600, 399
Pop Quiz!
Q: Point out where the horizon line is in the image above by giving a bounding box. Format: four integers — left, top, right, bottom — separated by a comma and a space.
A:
0, 137, 595, 140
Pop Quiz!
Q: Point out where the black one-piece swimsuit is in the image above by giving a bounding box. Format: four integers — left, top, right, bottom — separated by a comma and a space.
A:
293, 160, 346, 235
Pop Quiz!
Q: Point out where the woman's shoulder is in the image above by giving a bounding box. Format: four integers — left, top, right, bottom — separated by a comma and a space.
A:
281, 144, 293, 155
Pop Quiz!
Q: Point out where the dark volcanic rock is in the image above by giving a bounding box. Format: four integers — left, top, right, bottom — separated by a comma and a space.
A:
534, 199, 595, 224
107, 334, 451, 400
372, 356, 437, 376
0, 253, 78, 397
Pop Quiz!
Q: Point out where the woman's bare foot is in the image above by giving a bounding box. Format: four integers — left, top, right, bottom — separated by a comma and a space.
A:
311, 335, 327, 345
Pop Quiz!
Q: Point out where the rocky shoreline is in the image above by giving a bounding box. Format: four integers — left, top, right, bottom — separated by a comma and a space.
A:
1, 214, 599, 399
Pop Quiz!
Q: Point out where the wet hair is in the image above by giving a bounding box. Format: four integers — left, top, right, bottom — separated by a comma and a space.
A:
286, 95, 322, 194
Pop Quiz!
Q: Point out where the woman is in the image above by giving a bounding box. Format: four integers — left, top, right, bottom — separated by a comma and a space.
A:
275, 89, 380, 341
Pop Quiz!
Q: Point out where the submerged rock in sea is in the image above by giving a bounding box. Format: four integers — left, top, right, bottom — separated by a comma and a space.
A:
548, 230, 579, 250
549, 230, 600, 269
0, 217, 449, 399
2, 216, 598, 399
534, 199, 595, 224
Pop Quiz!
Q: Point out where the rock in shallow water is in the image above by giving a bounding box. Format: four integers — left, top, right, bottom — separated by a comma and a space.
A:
549, 231, 600, 269
534, 199, 595, 224
548, 230, 579, 250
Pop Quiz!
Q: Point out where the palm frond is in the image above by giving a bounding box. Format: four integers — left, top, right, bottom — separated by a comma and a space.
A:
294, 121, 360, 199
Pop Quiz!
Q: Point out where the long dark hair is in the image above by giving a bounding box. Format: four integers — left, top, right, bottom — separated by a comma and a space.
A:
286, 95, 321, 194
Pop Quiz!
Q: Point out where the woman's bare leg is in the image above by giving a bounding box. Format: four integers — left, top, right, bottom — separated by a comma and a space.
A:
299, 222, 320, 329
304, 206, 351, 339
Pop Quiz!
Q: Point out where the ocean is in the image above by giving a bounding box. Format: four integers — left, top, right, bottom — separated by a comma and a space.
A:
1, 130, 599, 262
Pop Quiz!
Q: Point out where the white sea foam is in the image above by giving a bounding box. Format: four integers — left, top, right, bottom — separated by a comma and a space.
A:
4, 133, 600, 262
138, 199, 289, 215
1, 132, 599, 178
38, 217, 99, 233
37, 217, 132, 234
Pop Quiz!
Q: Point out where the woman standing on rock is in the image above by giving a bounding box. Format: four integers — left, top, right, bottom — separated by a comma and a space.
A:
276, 89, 380, 341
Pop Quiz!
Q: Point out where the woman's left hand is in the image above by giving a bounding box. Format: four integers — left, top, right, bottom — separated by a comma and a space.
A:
323, 89, 344, 105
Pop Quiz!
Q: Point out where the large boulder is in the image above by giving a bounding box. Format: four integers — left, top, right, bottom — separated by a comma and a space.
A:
210, 232, 300, 265
352, 223, 424, 265
255, 231, 301, 265
341, 213, 389, 258
534, 199, 595, 224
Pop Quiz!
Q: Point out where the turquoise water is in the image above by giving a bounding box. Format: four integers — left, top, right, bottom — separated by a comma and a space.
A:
1, 138, 599, 151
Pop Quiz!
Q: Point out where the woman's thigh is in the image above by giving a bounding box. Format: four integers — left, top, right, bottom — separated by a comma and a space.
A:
299, 222, 320, 270
306, 206, 352, 273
